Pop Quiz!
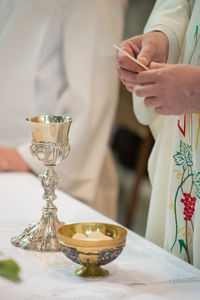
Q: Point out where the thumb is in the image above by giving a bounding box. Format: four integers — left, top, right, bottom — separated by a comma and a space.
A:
137, 47, 153, 67
150, 62, 165, 69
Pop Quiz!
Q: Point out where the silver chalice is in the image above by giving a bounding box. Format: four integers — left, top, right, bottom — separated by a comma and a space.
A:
11, 115, 72, 251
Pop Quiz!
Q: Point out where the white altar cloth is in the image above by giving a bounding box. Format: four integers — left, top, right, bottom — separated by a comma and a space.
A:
0, 172, 200, 300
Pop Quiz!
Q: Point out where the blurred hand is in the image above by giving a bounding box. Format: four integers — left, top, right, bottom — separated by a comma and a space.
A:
0, 147, 30, 172
136, 63, 200, 115
116, 31, 169, 92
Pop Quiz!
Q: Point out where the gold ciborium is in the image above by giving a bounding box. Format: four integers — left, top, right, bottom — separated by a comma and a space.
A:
11, 115, 72, 252
57, 222, 127, 277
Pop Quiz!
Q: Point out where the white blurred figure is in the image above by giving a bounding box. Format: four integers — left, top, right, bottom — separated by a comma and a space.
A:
0, 0, 126, 219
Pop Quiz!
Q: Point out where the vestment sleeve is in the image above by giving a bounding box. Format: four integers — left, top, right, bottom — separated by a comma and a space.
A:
144, 0, 191, 63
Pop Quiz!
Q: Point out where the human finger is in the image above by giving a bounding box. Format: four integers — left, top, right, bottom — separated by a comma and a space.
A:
154, 106, 171, 115
137, 70, 158, 84
126, 85, 134, 92
144, 97, 160, 108
137, 50, 152, 68
119, 39, 140, 58
118, 55, 145, 73
122, 79, 137, 88
150, 62, 166, 69
117, 41, 145, 72
137, 39, 155, 67
134, 84, 157, 98
117, 68, 138, 83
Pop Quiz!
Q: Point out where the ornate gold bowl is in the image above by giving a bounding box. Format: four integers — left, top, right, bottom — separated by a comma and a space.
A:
57, 222, 127, 277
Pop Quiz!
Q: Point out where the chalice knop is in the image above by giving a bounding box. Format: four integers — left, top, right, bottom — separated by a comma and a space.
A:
11, 115, 72, 251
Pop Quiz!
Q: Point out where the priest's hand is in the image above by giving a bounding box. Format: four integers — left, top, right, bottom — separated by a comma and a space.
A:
0, 147, 31, 172
116, 31, 169, 92
135, 63, 200, 115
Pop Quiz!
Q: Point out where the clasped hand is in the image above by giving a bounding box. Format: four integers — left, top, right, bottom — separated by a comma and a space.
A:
136, 63, 200, 115
117, 31, 200, 116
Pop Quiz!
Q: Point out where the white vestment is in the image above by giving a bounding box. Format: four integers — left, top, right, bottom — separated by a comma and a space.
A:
134, 0, 200, 268
0, 0, 125, 219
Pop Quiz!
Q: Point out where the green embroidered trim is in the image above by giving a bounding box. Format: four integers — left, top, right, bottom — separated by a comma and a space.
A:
195, 25, 199, 45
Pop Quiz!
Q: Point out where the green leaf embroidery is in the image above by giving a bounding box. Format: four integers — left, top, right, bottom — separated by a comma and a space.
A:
179, 239, 188, 254
193, 171, 200, 199
0, 259, 21, 282
173, 140, 193, 169
179, 239, 190, 262
178, 240, 190, 262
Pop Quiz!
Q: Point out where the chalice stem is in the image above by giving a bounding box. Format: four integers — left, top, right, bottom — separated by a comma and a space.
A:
40, 166, 58, 208
39, 165, 65, 235
37, 166, 64, 248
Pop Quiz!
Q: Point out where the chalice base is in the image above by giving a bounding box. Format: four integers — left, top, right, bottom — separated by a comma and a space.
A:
11, 214, 64, 252
75, 265, 109, 278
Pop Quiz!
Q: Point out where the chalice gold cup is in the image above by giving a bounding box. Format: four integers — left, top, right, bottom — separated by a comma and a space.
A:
57, 222, 127, 277
11, 115, 72, 252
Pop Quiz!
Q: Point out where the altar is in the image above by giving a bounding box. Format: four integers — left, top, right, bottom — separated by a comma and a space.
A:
1, 172, 200, 299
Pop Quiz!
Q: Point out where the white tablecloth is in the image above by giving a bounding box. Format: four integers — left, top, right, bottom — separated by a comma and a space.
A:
1, 172, 200, 300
